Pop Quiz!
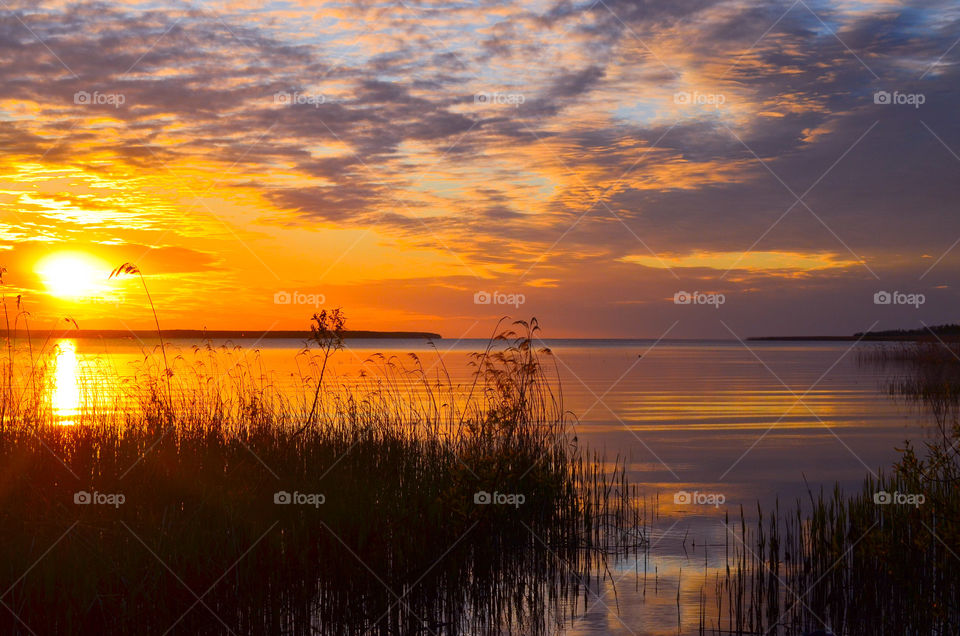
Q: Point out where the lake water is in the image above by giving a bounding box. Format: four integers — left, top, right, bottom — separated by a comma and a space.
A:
52, 336, 919, 635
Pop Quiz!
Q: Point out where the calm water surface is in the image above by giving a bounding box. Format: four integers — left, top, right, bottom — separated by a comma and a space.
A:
54, 337, 919, 635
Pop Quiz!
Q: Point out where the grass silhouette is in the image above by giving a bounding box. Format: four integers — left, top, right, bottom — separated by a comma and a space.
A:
0, 295, 645, 634
710, 342, 960, 635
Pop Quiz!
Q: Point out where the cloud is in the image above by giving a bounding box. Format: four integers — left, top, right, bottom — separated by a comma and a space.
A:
0, 0, 958, 333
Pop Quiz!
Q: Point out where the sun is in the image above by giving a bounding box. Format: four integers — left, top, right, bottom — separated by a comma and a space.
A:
36, 252, 109, 299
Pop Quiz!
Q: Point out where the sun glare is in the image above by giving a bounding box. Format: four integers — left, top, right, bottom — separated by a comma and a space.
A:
36, 252, 108, 299
51, 339, 80, 425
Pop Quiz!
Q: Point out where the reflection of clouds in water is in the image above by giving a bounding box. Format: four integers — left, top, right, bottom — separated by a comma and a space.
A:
53, 340, 80, 425
20, 338, 918, 634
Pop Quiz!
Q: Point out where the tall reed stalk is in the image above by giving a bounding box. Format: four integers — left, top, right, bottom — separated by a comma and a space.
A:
0, 315, 646, 635
109, 262, 172, 402
707, 341, 960, 635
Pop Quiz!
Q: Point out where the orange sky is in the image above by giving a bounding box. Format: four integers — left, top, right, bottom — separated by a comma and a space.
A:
1, 0, 958, 338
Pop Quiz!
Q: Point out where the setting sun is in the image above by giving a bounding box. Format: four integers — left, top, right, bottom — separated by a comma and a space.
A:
35, 252, 108, 299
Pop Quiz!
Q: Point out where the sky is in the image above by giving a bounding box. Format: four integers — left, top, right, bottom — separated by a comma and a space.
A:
0, 0, 958, 339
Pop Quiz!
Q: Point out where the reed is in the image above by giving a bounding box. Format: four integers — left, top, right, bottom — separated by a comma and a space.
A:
706, 342, 960, 635
0, 314, 646, 635
109, 262, 172, 401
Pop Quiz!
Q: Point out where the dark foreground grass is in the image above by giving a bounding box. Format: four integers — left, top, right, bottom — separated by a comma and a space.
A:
0, 320, 644, 635
707, 342, 960, 635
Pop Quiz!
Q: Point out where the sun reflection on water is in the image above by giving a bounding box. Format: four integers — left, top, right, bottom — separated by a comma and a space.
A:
52, 340, 80, 425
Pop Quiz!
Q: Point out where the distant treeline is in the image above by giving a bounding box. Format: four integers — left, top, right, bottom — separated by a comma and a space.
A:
853, 323, 960, 339
7, 329, 443, 340
750, 323, 960, 341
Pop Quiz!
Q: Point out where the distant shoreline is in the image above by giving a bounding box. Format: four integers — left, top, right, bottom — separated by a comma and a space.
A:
9, 327, 957, 344
750, 324, 960, 342
12, 329, 443, 341
749, 335, 907, 342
